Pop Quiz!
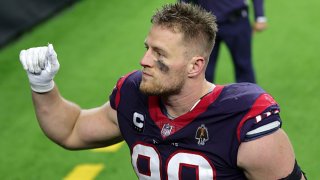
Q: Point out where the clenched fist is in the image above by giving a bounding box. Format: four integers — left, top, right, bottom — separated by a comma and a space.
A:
19, 44, 60, 93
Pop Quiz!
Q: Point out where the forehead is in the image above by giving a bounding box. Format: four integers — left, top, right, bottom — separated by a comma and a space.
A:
146, 25, 185, 51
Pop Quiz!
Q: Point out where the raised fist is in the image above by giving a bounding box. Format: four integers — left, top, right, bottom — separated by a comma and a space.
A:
19, 44, 60, 93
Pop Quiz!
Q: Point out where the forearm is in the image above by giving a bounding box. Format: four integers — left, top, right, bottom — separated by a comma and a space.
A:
32, 85, 81, 147
21, 44, 122, 150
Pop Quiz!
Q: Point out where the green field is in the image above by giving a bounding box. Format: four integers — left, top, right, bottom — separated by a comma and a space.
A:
0, 0, 319, 179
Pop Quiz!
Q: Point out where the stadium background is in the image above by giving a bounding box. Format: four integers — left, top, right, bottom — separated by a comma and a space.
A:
0, 0, 319, 179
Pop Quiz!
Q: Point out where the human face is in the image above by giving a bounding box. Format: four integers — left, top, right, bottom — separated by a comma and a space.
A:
139, 25, 189, 96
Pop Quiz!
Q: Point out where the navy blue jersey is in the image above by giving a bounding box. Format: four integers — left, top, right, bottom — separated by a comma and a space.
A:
109, 71, 281, 180
181, 0, 265, 23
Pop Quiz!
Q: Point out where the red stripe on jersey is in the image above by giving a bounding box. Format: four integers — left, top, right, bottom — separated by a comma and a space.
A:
149, 85, 224, 139
236, 93, 277, 142
115, 71, 138, 109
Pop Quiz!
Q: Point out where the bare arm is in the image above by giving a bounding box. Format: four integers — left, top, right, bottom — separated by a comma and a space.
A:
32, 85, 122, 150
20, 44, 122, 150
237, 129, 305, 179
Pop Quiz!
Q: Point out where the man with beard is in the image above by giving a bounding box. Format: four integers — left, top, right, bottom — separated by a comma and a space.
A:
19, 3, 306, 180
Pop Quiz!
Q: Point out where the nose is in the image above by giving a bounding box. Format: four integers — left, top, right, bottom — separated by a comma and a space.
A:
140, 49, 154, 68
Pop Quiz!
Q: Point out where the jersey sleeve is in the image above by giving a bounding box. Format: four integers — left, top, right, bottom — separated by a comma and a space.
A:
237, 93, 282, 142
252, 0, 266, 21
109, 70, 138, 110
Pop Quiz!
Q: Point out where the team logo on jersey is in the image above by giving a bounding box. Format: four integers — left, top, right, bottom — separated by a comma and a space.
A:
195, 124, 209, 146
161, 123, 173, 137
133, 112, 145, 132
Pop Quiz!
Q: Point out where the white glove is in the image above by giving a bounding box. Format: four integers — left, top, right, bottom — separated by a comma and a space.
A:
19, 44, 60, 93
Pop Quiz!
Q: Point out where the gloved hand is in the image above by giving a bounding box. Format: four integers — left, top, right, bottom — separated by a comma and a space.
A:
19, 44, 60, 93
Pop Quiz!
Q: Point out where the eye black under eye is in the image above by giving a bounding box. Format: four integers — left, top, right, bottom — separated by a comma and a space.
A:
155, 59, 169, 73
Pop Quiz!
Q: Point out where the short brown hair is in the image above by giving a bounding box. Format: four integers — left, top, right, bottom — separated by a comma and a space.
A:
151, 3, 218, 57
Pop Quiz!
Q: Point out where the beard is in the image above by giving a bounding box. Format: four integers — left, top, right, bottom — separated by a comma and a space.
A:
139, 73, 185, 96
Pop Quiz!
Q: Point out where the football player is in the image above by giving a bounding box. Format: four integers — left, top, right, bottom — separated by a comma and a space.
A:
19, 3, 306, 180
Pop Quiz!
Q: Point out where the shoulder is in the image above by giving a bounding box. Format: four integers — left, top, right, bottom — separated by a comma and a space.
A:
222, 83, 265, 98
224, 83, 282, 142
115, 70, 142, 89
109, 70, 143, 110
217, 83, 272, 112
215, 83, 281, 142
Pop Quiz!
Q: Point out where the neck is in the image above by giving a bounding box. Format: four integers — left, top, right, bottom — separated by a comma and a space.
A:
161, 79, 214, 118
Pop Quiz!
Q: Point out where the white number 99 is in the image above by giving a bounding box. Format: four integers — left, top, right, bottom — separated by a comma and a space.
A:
131, 143, 216, 180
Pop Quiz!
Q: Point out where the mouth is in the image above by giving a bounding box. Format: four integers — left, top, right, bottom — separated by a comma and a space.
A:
142, 70, 153, 78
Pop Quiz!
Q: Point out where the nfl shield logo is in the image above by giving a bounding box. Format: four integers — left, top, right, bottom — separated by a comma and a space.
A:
161, 123, 173, 137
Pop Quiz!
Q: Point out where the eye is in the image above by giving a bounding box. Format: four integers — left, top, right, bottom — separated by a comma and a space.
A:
155, 50, 165, 58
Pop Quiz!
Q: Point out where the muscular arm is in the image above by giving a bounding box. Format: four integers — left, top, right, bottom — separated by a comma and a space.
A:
20, 44, 122, 150
32, 85, 122, 150
237, 129, 305, 179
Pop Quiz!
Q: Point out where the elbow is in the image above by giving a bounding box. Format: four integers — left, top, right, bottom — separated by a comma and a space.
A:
44, 134, 82, 151
56, 141, 83, 151
61, 145, 81, 151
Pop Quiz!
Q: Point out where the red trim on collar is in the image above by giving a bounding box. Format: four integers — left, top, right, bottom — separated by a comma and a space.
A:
148, 85, 224, 139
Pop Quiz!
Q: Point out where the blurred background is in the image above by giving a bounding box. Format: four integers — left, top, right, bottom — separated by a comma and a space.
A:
0, 0, 319, 179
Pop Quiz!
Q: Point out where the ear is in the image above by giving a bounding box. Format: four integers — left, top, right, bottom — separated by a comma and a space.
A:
187, 56, 206, 78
